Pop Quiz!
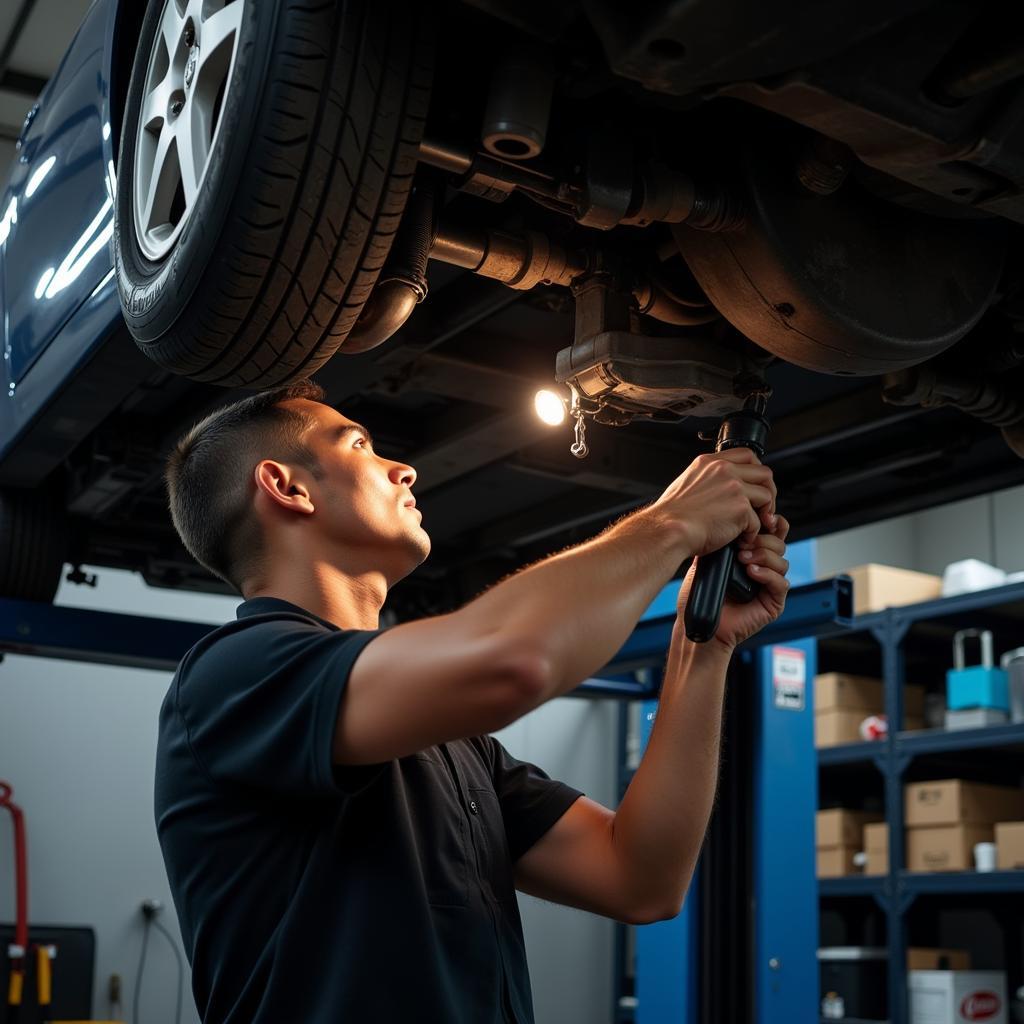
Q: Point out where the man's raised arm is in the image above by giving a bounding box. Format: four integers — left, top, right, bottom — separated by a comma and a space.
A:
335, 449, 775, 765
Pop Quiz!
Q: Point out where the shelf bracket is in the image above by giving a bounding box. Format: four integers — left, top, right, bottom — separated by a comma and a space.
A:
897, 888, 916, 916
889, 615, 911, 645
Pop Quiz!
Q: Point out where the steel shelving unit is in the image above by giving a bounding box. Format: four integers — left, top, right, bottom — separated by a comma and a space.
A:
817, 580, 1024, 1024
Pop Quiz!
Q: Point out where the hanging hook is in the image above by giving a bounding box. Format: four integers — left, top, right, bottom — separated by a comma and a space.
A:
569, 385, 589, 458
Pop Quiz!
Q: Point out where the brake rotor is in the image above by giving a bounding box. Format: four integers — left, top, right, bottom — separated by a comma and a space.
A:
673, 132, 1007, 376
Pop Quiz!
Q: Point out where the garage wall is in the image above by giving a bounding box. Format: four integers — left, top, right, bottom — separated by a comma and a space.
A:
993, 485, 1024, 572
0, 139, 15, 179
0, 567, 617, 1024
494, 702, 618, 1024
816, 482, 1024, 579
0, 574, 239, 1024
813, 514, 918, 578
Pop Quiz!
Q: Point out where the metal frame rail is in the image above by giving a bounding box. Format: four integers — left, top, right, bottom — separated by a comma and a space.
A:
0, 576, 852, 689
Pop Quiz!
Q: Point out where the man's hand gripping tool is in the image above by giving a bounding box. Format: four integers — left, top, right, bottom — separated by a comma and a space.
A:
683, 393, 771, 643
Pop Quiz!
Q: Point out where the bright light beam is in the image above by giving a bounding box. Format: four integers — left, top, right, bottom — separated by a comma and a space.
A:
534, 389, 568, 426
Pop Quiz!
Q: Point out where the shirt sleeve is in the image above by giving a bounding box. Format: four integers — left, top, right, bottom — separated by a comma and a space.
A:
485, 737, 584, 861
174, 617, 389, 798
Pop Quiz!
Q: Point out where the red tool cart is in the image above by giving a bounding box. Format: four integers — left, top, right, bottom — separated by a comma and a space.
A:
1, 782, 55, 1024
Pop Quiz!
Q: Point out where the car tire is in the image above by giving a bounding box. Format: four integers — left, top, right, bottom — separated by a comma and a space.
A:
114, 0, 433, 388
0, 487, 67, 603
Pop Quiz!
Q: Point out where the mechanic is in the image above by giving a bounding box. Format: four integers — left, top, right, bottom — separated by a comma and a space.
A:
153, 379, 790, 1024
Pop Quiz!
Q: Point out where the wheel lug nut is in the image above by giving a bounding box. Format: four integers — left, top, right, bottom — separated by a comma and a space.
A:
184, 26, 195, 46
171, 99, 184, 116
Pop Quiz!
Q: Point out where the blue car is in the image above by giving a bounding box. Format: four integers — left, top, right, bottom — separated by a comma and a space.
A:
2, 0, 1022, 615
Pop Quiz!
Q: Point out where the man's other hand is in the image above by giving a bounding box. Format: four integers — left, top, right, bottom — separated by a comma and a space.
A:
675, 514, 791, 652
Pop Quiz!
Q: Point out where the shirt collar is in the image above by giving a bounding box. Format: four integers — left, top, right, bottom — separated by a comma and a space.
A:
235, 596, 341, 632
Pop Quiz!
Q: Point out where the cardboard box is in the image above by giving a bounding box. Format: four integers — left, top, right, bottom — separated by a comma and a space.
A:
995, 821, 1024, 870
906, 824, 994, 872
843, 563, 943, 616
816, 709, 867, 748
815, 673, 882, 712
864, 822, 889, 876
909, 970, 1007, 1024
816, 710, 924, 748
817, 809, 884, 848
904, 779, 1024, 827
904, 684, 925, 718
815, 672, 925, 716
907, 948, 971, 971
817, 845, 859, 878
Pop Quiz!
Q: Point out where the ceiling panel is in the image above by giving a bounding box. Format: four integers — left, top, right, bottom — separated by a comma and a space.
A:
0, 88, 30, 138
0, 137, 15, 177
0, 3, 20, 58
8, 0, 93, 79
418, 462, 571, 544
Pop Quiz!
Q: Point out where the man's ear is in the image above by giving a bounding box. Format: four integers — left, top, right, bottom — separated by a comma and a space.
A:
254, 460, 315, 515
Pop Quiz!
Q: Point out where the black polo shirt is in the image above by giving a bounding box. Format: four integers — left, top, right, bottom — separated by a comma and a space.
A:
154, 596, 582, 1024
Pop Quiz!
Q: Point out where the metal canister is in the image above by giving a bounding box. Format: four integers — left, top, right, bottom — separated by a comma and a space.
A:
1000, 647, 1024, 723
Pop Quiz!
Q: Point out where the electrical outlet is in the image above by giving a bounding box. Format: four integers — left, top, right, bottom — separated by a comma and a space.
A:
140, 898, 163, 919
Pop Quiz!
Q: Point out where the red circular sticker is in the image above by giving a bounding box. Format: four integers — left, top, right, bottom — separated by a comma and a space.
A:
960, 991, 1001, 1021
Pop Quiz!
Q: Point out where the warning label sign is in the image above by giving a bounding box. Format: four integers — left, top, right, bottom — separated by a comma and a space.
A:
772, 647, 806, 711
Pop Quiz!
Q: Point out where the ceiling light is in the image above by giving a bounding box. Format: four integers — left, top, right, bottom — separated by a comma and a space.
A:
534, 388, 567, 426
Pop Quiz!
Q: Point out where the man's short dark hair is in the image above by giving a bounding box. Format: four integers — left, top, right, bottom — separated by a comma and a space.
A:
166, 380, 328, 592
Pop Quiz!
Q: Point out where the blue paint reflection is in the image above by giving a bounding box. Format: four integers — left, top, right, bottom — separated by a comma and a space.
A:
38, 196, 113, 301
34, 268, 55, 299
0, 197, 16, 247
25, 156, 57, 199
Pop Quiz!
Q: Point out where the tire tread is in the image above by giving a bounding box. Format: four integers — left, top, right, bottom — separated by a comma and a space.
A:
0, 487, 67, 602
119, 0, 433, 388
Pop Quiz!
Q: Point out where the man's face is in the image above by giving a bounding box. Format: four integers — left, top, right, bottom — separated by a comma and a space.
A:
288, 399, 430, 578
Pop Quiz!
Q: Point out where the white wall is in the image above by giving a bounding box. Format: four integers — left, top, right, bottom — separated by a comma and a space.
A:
494, 701, 618, 1024
993, 486, 1024, 572
815, 513, 918, 579
0, 571, 237, 1024
0, 567, 617, 1024
817, 482, 1024, 579
0, 139, 15, 180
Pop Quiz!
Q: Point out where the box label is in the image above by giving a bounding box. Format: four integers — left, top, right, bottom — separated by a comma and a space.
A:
772, 647, 806, 710
962, 991, 1001, 1021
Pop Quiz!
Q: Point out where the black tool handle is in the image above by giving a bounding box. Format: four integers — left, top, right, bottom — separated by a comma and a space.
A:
728, 550, 760, 603
683, 396, 770, 643
684, 543, 735, 643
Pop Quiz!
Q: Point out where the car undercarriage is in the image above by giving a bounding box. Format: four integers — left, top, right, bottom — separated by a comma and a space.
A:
5, 0, 1024, 620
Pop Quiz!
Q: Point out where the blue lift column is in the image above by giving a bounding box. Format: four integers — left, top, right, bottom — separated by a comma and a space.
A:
752, 539, 819, 1023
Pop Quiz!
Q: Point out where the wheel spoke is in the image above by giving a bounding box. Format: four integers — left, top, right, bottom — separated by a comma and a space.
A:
177, 98, 203, 210
184, 0, 204, 28
199, 1, 242, 61
140, 72, 174, 132
158, 0, 185, 66
133, 0, 245, 259
139, 125, 178, 233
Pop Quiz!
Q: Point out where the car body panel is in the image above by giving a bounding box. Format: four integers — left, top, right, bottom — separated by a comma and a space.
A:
0, 0, 123, 474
